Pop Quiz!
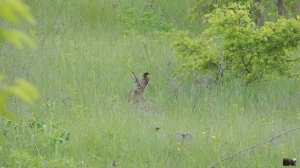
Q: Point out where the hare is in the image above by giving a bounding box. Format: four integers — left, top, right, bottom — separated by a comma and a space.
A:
128, 72, 150, 103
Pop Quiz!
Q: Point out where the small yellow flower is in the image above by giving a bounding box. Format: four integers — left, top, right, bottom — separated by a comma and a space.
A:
176, 147, 181, 152
211, 135, 216, 139
202, 131, 206, 134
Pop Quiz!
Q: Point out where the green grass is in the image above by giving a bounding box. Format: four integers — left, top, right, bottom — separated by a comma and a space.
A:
0, 0, 300, 167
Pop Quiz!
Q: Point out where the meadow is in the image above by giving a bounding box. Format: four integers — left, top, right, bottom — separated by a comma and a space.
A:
0, 0, 299, 167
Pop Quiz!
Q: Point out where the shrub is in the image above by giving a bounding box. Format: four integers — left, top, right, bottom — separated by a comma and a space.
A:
172, 3, 300, 84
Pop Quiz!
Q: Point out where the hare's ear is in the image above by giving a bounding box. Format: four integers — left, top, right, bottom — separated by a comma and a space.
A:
132, 72, 139, 85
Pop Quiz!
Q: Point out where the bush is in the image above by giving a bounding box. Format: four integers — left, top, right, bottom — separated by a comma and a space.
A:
172, 3, 300, 84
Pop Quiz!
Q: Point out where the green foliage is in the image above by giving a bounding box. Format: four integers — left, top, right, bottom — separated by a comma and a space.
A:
2, 115, 72, 167
27, 115, 70, 144
187, 0, 249, 20
173, 3, 300, 83
7, 149, 77, 167
0, 0, 35, 48
7, 78, 38, 104
7, 149, 44, 167
1, 0, 300, 167
279, 0, 300, 18
117, 4, 172, 35
188, 0, 300, 24
0, 78, 38, 120
0, 0, 37, 120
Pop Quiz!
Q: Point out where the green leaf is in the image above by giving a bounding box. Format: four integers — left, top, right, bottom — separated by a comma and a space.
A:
6, 79, 38, 104
0, 29, 34, 48
0, 106, 17, 121
0, 0, 35, 25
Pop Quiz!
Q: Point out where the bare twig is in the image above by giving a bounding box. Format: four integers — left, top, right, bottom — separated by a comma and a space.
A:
211, 127, 300, 167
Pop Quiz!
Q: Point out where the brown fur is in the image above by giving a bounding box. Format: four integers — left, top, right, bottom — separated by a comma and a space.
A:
128, 72, 149, 103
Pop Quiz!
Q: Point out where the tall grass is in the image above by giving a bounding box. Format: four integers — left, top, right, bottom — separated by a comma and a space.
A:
0, 0, 299, 167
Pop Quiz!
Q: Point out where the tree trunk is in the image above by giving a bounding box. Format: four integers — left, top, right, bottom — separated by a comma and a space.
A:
255, 0, 264, 27
277, 0, 285, 16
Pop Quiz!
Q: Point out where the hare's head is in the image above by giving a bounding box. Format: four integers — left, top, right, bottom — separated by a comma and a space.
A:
143, 72, 149, 78
142, 72, 150, 87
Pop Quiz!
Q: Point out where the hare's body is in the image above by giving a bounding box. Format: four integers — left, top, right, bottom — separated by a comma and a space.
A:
128, 72, 149, 103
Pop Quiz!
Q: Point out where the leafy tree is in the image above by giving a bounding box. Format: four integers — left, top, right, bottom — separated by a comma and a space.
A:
0, 0, 38, 120
188, 0, 300, 27
173, 3, 300, 84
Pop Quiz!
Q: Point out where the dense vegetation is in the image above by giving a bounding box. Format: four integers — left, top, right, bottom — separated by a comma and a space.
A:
173, 3, 300, 83
0, 0, 299, 167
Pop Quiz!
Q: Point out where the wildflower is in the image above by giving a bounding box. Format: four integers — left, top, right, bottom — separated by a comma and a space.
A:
211, 135, 216, 139
202, 131, 206, 134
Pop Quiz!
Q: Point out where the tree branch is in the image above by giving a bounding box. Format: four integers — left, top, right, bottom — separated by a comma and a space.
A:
241, 55, 251, 73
